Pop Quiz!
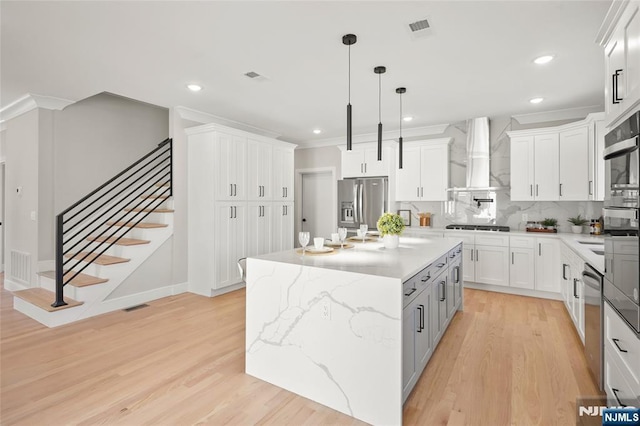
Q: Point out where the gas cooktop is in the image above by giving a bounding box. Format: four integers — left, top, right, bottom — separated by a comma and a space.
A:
445, 224, 510, 232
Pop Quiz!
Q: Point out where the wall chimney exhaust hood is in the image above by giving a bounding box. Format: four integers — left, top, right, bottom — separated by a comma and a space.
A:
447, 117, 508, 192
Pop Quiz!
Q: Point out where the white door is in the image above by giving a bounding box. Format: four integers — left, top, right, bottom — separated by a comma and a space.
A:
509, 248, 535, 290
534, 133, 559, 201
559, 127, 589, 200
510, 136, 534, 201
301, 172, 334, 239
474, 245, 509, 286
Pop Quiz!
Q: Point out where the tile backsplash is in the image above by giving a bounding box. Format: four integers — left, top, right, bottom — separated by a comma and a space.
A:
398, 116, 604, 232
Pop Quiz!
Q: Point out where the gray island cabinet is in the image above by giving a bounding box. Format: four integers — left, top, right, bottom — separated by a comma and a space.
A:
245, 236, 463, 425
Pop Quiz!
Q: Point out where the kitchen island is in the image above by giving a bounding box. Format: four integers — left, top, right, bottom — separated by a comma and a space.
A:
245, 236, 463, 425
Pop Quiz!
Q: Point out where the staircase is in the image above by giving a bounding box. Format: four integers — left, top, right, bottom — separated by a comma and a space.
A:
13, 139, 174, 327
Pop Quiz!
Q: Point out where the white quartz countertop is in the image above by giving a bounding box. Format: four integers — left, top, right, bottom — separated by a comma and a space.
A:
252, 236, 461, 282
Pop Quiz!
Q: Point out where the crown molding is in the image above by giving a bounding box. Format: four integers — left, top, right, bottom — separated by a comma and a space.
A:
511, 105, 603, 125
595, 0, 629, 46
297, 123, 450, 150
0, 94, 75, 123
507, 112, 605, 138
173, 106, 281, 140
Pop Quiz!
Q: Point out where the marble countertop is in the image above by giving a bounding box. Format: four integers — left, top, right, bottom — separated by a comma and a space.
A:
252, 236, 461, 282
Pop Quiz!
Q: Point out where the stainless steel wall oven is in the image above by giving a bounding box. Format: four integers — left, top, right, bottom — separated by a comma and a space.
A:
603, 110, 640, 337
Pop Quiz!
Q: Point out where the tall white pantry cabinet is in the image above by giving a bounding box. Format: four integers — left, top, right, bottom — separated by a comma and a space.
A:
186, 123, 296, 296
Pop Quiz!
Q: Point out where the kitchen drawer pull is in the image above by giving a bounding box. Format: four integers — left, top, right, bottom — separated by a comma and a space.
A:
454, 266, 460, 283
612, 388, 626, 407
440, 281, 446, 302
417, 305, 424, 332
573, 278, 578, 299
421, 273, 430, 282
588, 180, 593, 196
436, 262, 445, 268
404, 287, 417, 297
562, 264, 568, 280
612, 338, 628, 353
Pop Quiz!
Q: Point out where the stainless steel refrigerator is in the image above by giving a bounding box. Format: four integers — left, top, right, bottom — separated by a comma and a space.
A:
337, 177, 388, 231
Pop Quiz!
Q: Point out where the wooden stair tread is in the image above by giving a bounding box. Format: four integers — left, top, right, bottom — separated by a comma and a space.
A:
13, 288, 83, 312
64, 252, 130, 265
87, 236, 150, 246
124, 207, 174, 213
154, 182, 170, 188
39, 271, 108, 287
107, 221, 168, 229
139, 194, 169, 200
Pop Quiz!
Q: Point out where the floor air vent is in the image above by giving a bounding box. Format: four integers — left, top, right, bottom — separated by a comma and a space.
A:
123, 303, 149, 312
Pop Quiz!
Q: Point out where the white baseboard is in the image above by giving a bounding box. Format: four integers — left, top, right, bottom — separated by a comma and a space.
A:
171, 282, 189, 295
4, 278, 28, 292
464, 282, 563, 301
211, 282, 245, 297
38, 260, 55, 272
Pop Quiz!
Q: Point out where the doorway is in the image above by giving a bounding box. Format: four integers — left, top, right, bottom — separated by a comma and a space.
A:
299, 170, 335, 240
0, 163, 4, 272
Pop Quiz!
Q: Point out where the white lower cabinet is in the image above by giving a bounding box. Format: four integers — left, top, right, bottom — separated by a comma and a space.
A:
272, 202, 294, 252
509, 247, 535, 290
604, 303, 640, 404
534, 238, 561, 293
247, 202, 272, 257
214, 203, 247, 290
474, 245, 510, 286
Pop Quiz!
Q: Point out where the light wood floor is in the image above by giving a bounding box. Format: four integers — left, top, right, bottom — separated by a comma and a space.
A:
1, 278, 599, 425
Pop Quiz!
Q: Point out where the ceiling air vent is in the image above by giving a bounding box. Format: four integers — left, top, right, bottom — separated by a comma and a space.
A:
244, 71, 261, 79
409, 19, 430, 32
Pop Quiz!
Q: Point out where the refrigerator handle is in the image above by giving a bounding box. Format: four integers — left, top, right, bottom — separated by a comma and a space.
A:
358, 183, 364, 226
354, 182, 361, 225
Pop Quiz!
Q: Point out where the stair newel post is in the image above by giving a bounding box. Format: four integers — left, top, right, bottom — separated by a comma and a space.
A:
51, 214, 68, 308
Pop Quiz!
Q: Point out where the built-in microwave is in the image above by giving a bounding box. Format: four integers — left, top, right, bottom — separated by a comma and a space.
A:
604, 111, 639, 209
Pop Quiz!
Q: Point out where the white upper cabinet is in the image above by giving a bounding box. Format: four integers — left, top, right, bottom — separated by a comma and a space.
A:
598, 0, 640, 128
395, 139, 451, 202
509, 113, 604, 202
559, 127, 589, 200
533, 133, 560, 201
339, 143, 394, 178
215, 131, 247, 201
273, 146, 295, 201
247, 139, 272, 200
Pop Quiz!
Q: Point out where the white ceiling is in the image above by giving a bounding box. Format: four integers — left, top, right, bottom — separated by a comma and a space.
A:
1, 1, 611, 145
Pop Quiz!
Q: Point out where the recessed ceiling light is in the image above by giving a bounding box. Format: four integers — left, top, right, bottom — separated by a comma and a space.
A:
187, 84, 202, 92
530, 97, 544, 104
533, 55, 554, 65
313, 129, 322, 134
403, 116, 413, 122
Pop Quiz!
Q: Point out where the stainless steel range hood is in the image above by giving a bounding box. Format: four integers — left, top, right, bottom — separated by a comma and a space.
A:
447, 117, 508, 192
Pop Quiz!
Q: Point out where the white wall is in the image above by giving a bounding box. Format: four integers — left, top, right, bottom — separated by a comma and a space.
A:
4, 109, 40, 287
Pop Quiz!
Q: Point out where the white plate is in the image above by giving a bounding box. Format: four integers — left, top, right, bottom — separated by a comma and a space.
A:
306, 247, 334, 254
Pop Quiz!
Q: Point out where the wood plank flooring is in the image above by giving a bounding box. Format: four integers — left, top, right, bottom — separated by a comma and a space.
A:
1, 276, 599, 425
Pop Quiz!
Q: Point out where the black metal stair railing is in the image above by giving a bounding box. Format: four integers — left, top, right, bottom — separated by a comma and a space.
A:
52, 138, 173, 307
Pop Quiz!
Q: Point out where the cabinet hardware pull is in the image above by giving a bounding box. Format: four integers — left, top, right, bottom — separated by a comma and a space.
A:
536, 184, 539, 197
421, 187, 424, 197
364, 163, 367, 174
419, 304, 424, 331
530, 184, 533, 196
612, 338, 628, 353
417, 187, 420, 197
476, 250, 479, 261
611, 388, 626, 407
417, 305, 423, 332
559, 183, 562, 196
588, 180, 593, 196
471, 249, 474, 261
421, 274, 430, 282
539, 243, 541, 256
404, 287, 416, 297
612, 73, 619, 104
440, 281, 446, 301
562, 264, 568, 280
230, 206, 233, 218
230, 184, 233, 196
437, 262, 445, 268
455, 266, 459, 283
613, 69, 623, 104
573, 278, 578, 298
512, 252, 514, 265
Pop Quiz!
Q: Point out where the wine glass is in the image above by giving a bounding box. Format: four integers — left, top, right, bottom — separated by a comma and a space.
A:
298, 231, 310, 255
338, 227, 347, 249
359, 224, 368, 243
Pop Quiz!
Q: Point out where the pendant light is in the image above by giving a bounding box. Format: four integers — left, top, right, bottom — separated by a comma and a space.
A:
396, 87, 406, 169
343, 34, 357, 151
374, 66, 386, 161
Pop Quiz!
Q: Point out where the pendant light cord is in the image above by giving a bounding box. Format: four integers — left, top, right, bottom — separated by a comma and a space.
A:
348, 45, 351, 104
378, 73, 381, 122
399, 93, 402, 136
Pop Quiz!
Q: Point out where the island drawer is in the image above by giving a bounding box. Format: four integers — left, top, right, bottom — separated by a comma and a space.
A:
448, 243, 463, 261
475, 234, 510, 247
403, 276, 421, 307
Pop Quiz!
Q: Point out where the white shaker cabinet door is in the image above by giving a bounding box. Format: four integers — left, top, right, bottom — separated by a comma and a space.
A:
341, 149, 365, 178
535, 238, 561, 293
395, 146, 422, 201
474, 245, 509, 287
272, 202, 294, 252
509, 247, 535, 290
420, 145, 449, 201
510, 136, 535, 201
363, 147, 387, 177
533, 133, 559, 201
214, 203, 246, 289
247, 139, 272, 201
247, 202, 272, 257
559, 126, 589, 200
273, 147, 295, 200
